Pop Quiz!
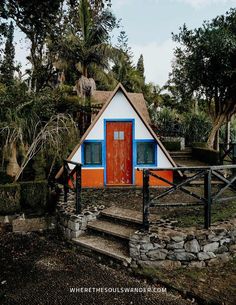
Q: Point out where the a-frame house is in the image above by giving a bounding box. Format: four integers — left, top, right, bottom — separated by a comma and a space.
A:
56, 84, 176, 187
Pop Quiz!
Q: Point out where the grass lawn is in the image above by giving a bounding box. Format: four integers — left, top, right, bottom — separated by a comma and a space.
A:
157, 199, 236, 228
149, 185, 236, 228
134, 257, 236, 304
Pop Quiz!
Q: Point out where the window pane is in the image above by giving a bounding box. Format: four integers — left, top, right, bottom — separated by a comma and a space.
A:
92, 143, 102, 164
119, 131, 124, 140
84, 142, 102, 165
137, 143, 145, 164
114, 131, 119, 140
137, 142, 155, 164
146, 143, 155, 163
84, 143, 92, 164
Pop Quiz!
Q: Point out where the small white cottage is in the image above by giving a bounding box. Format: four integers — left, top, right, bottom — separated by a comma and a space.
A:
57, 83, 176, 187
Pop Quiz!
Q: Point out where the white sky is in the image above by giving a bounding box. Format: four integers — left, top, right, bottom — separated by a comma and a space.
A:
13, 0, 236, 86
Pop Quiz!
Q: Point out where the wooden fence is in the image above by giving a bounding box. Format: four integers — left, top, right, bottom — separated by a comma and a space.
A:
142, 165, 236, 231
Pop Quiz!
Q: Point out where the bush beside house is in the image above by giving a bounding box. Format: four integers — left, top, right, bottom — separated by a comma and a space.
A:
0, 181, 49, 215
192, 147, 220, 165
0, 184, 21, 214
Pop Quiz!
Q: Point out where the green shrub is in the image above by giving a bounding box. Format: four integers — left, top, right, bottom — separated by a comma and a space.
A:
162, 141, 181, 151
0, 169, 14, 184
192, 142, 207, 148
152, 107, 183, 137
20, 181, 48, 216
0, 183, 21, 214
183, 112, 212, 145
192, 147, 220, 165
152, 108, 211, 145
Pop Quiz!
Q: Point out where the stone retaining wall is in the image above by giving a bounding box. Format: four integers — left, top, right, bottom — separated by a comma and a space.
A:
56, 191, 101, 240
130, 219, 236, 269
12, 216, 56, 233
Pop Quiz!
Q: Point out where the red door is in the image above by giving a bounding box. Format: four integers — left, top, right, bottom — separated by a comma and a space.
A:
106, 121, 133, 185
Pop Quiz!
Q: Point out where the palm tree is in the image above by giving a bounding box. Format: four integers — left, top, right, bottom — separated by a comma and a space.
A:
0, 110, 25, 177
58, 0, 117, 97
0, 107, 78, 181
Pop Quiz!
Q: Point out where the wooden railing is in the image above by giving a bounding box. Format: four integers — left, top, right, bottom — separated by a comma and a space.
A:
63, 160, 82, 214
142, 165, 236, 231
220, 143, 236, 165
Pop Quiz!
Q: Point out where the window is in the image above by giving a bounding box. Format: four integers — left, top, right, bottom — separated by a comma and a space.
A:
83, 142, 102, 166
114, 131, 124, 140
137, 142, 156, 165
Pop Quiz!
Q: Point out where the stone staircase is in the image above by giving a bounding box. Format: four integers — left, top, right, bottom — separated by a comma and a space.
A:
170, 147, 192, 161
72, 207, 143, 265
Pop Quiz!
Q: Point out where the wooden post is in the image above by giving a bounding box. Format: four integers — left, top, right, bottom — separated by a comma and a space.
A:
219, 144, 223, 165
226, 119, 231, 150
63, 160, 68, 203
143, 169, 150, 231
232, 144, 236, 176
75, 164, 82, 214
204, 170, 212, 229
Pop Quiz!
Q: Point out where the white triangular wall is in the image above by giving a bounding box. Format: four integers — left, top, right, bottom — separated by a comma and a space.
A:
71, 90, 172, 168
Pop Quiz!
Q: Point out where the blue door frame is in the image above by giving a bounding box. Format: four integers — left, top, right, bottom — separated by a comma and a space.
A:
103, 119, 135, 185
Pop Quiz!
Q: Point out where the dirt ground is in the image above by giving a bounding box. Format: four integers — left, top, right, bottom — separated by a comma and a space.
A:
82, 187, 236, 228
0, 231, 194, 305
136, 257, 236, 305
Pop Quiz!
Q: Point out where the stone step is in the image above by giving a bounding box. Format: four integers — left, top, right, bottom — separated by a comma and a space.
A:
150, 202, 204, 207
171, 156, 193, 160
72, 234, 131, 264
170, 150, 192, 156
171, 152, 192, 156
100, 207, 143, 225
189, 180, 224, 185
87, 219, 138, 240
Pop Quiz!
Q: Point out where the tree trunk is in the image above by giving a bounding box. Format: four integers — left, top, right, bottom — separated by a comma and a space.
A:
214, 129, 220, 151
207, 115, 226, 150
82, 64, 88, 78
6, 143, 20, 177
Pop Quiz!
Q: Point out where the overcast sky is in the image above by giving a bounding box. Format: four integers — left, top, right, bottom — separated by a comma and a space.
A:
14, 0, 236, 86
111, 0, 236, 86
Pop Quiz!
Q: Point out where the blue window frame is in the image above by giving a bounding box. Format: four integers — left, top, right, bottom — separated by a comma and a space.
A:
136, 140, 157, 166
82, 141, 103, 167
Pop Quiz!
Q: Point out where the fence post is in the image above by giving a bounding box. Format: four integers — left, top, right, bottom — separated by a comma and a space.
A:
232, 145, 236, 176
75, 164, 82, 214
204, 170, 212, 229
63, 160, 68, 203
143, 169, 150, 231
219, 144, 223, 165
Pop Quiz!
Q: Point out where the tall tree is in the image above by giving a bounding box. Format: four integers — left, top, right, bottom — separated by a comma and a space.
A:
137, 54, 144, 79
112, 31, 143, 92
77, 0, 116, 78
171, 9, 236, 149
6, 0, 63, 91
57, 0, 117, 95
0, 21, 15, 86
0, 0, 8, 64
116, 30, 132, 57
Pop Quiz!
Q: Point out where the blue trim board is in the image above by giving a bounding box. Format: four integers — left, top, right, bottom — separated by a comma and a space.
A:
81, 140, 104, 168
134, 139, 158, 168
104, 121, 107, 185
104, 119, 135, 185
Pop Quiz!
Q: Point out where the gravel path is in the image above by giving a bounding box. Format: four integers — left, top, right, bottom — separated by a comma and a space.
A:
0, 231, 194, 305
